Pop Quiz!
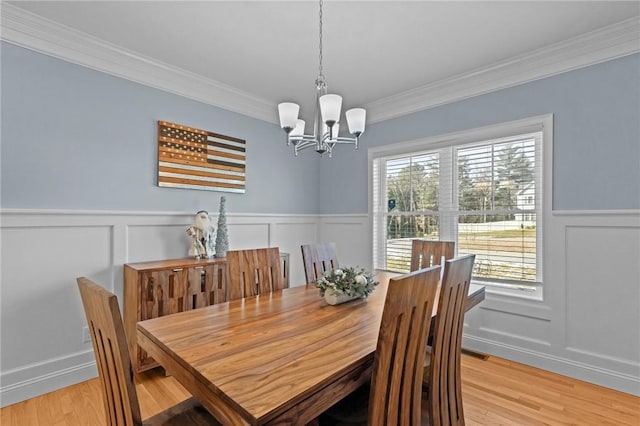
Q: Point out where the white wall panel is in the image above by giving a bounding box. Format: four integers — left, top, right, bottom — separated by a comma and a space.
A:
471, 313, 551, 349
270, 221, 318, 287
226, 223, 270, 250
319, 216, 371, 270
1, 225, 112, 371
565, 225, 640, 364
127, 224, 191, 262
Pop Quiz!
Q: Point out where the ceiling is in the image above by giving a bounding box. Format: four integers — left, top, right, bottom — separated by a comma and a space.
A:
6, 1, 640, 125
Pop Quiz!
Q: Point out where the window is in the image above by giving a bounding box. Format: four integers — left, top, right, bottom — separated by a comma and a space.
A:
372, 116, 549, 292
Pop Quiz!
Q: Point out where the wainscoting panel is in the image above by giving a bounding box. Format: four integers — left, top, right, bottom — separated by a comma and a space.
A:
468, 211, 640, 396
1, 223, 113, 406
318, 215, 371, 270
0, 210, 321, 407
1, 225, 113, 371
565, 225, 640, 374
270, 221, 319, 287
128, 224, 191, 262
466, 308, 552, 349
2, 209, 639, 406
226, 223, 270, 250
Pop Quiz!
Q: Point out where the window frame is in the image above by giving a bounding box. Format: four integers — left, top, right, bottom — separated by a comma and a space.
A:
369, 114, 553, 301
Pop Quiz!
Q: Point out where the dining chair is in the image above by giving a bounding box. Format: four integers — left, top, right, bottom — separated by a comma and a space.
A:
76, 277, 220, 426
226, 247, 283, 300
319, 265, 441, 426
301, 242, 339, 285
410, 239, 455, 272
422, 254, 476, 426
413, 240, 487, 362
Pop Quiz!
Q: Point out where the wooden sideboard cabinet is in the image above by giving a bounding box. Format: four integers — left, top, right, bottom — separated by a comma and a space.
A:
124, 253, 289, 372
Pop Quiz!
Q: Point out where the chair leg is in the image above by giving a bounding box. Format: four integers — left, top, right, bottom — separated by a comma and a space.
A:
461, 348, 489, 360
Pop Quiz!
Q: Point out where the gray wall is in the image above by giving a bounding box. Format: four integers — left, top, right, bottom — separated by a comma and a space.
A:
319, 53, 640, 213
4, 43, 637, 216
1, 42, 320, 214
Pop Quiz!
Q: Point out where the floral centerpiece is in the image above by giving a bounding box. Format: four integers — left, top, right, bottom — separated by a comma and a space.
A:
316, 266, 378, 305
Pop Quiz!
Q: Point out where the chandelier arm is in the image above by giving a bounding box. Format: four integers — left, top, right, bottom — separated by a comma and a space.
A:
294, 141, 320, 154
289, 134, 319, 144
331, 138, 358, 144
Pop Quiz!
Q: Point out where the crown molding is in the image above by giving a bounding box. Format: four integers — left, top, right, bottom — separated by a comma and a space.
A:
0, 3, 278, 123
364, 17, 640, 124
2, 4, 638, 126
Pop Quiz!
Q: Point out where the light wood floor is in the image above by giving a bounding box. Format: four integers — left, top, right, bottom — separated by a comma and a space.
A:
2, 355, 638, 426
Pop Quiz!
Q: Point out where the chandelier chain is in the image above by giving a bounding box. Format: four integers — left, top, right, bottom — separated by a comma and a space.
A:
318, 0, 323, 79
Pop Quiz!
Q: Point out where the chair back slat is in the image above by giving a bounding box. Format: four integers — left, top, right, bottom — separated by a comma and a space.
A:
77, 277, 142, 426
301, 243, 339, 285
410, 240, 455, 271
368, 266, 441, 426
227, 248, 283, 300
426, 254, 475, 426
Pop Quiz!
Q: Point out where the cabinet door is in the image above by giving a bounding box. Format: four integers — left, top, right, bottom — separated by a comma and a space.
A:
186, 264, 227, 309
139, 268, 187, 370
140, 268, 187, 320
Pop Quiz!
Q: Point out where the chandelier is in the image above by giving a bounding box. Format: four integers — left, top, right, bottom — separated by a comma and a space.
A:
277, 0, 366, 158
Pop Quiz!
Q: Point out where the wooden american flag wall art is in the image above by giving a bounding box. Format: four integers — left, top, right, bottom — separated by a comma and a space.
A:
157, 121, 246, 193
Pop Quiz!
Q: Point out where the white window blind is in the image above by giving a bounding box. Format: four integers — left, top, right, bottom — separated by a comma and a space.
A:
373, 124, 544, 291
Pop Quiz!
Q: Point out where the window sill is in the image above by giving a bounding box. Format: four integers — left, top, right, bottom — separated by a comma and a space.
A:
479, 280, 543, 301
479, 283, 551, 321
377, 270, 552, 321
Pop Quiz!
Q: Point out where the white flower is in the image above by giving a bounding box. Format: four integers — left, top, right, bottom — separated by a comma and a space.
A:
354, 275, 366, 285
334, 269, 344, 276
328, 282, 336, 288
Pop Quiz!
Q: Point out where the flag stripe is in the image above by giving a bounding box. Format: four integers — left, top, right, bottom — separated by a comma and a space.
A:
207, 135, 246, 149
158, 121, 246, 193
160, 156, 245, 173
207, 131, 245, 144
159, 171, 244, 186
159, 161, 245, 177
159, 182, 246, 193
159, 166, 245, 182
159, 175, 245, 189
208, 141, 246, 153
208, 149, 245, 161
207, 158, 246, 169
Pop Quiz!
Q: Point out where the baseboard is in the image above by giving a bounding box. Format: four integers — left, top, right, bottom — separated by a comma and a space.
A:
463, 335, 640, 396
0, 351, 97, 408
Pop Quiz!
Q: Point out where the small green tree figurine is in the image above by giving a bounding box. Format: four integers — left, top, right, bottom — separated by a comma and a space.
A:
214, 196, 229, 258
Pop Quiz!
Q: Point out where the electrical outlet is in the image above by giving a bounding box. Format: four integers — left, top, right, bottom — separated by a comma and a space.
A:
82, 326, 91, 343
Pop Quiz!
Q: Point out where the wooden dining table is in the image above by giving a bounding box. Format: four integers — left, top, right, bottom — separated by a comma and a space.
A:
137, 270, 485, 426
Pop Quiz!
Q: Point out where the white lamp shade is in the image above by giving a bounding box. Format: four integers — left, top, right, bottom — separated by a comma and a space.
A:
278, 102, 299, 130
323, 122, 340, 141
319, 94, 342, 125
346, 108, 366, 135
291, 119, 305, 137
